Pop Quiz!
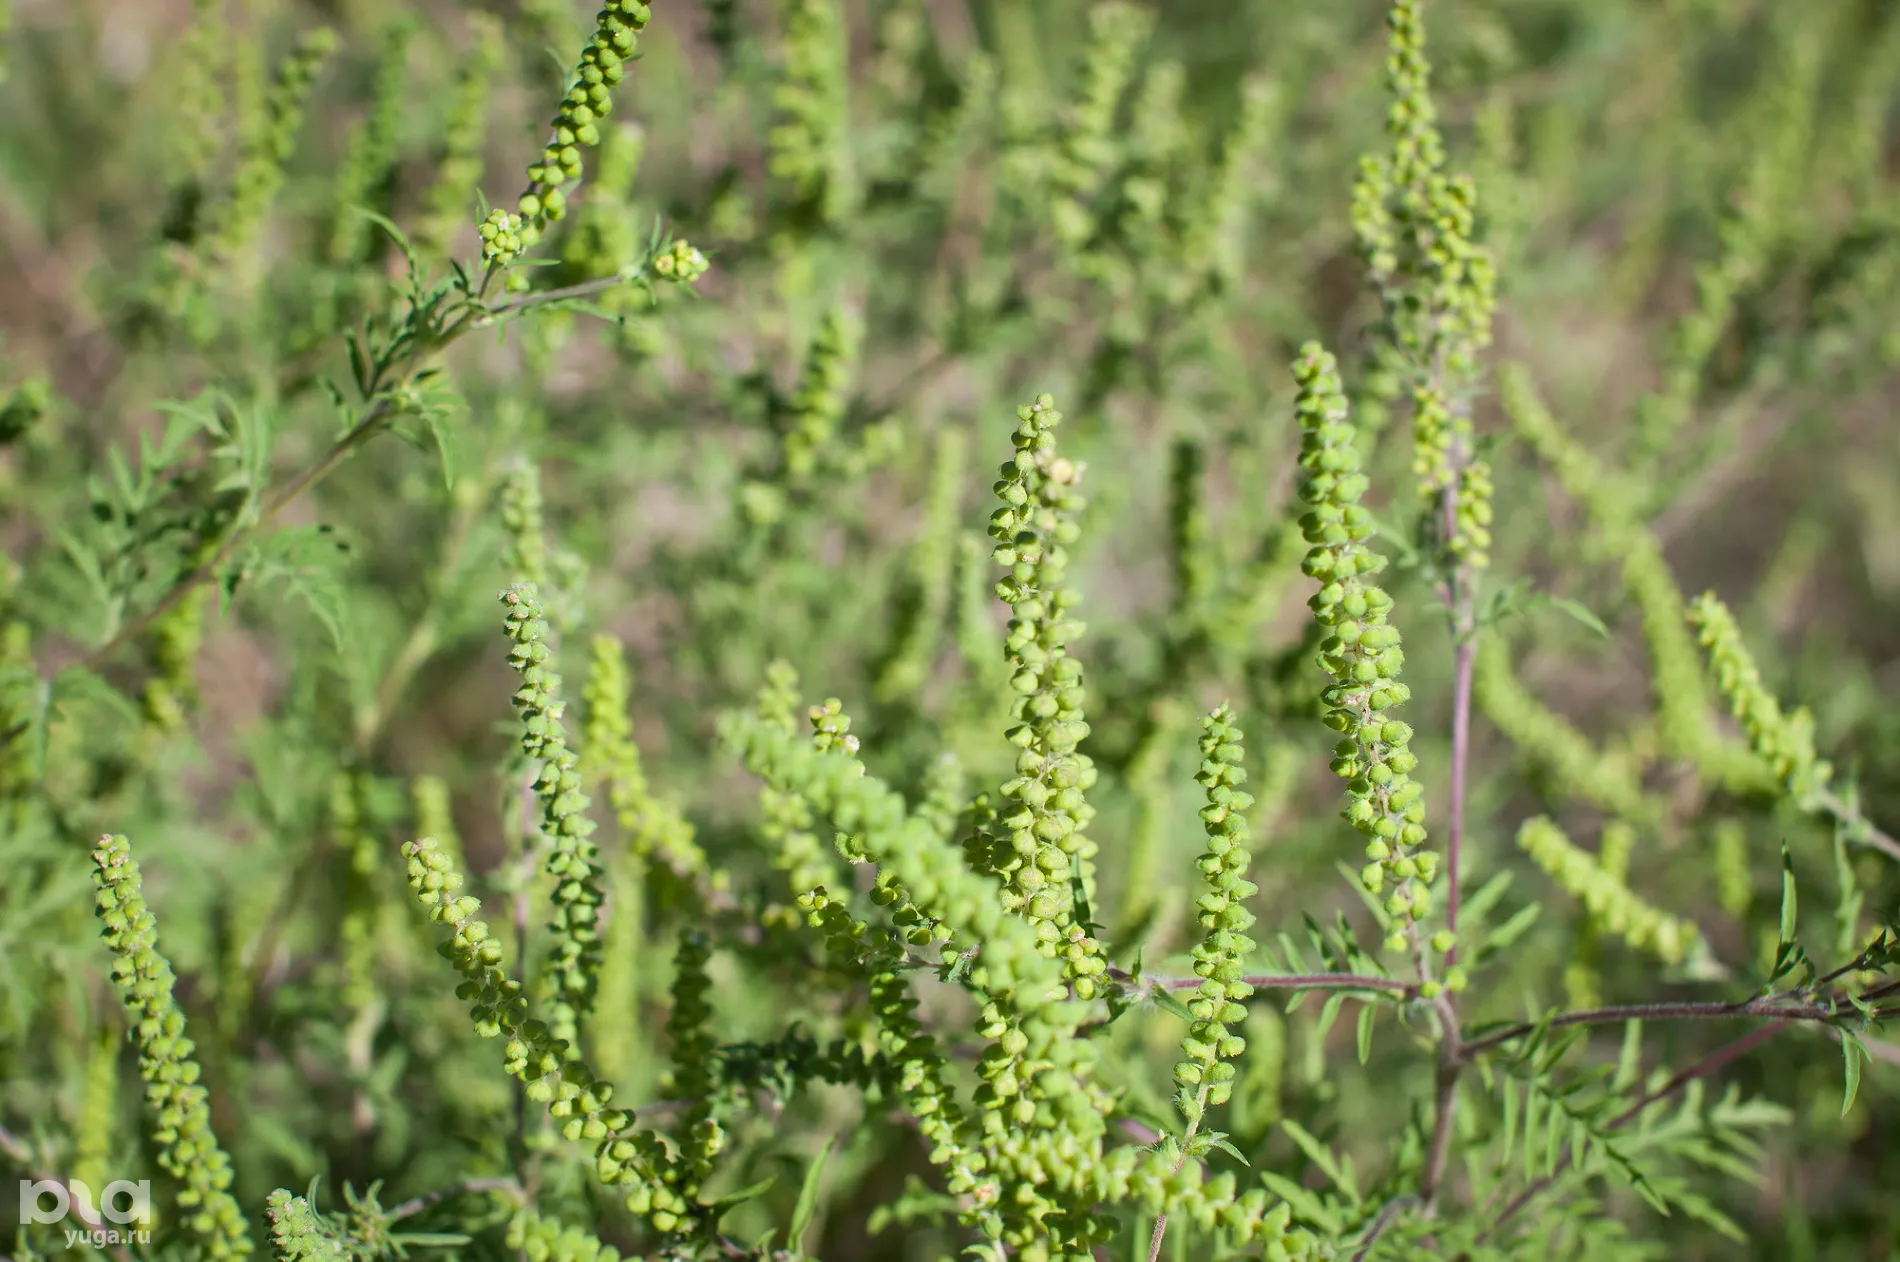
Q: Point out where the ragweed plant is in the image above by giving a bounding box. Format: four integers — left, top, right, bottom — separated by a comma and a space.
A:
4, 0, 1899, 1259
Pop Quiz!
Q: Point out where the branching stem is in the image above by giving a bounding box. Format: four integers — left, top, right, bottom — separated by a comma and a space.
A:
1459, 987, 1898, 1060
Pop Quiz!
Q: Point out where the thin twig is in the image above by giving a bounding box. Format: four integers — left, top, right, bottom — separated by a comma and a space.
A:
1161, 972, 1413, 994
1812, 789, 1900, 863
1459, 991, 1893, 1060
1351, 1194, 1420, 1262
1113, 968, 1414, 996
1439, 447, 1477, 970
1147, 1083, 1211, 1262
470, 271, 648, 322
1419, 991, 1463, 1207
387, 1176, 524, 1222
1419, 367, 1480, 1209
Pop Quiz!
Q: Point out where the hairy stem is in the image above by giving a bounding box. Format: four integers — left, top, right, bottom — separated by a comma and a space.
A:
1148, 1080, 1212, 1262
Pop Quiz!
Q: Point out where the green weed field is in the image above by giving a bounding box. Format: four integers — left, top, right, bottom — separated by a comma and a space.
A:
1, 0, 1897, 1258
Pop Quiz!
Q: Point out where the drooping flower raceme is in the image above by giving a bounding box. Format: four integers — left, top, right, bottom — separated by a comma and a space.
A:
1686, 591, 1832, 802
1516, 816, 1703, 967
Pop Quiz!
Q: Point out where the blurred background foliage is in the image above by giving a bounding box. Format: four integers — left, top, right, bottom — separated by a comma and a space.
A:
1, 0, 1898, 1256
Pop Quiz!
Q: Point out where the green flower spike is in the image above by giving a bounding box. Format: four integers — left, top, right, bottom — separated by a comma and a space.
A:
1352, 0, 1497, 570
1047, 3, 1153, 258
503, 584, 607, 1058
581, 634, 714, 887
769, 0, 851, 224
800, 890, 975, 1176
988, 393, 1108, 997
417, 14, 502, 260
664, 931, 724, 1179
1686, 592, 1831, 802
401, 836, 689, 1232
327, 17, 415, 265
205, 27, 338, 268
91, 834, 254, 1258
513, 0, 653, 248
1174, 704, 1259, 1128
1291, 344, 1438, 956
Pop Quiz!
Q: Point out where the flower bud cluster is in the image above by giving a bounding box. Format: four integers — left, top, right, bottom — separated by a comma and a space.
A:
264, 1189, 345, 1260
505, 1208, 622, 1262
1085, 1148, 1316, 1258
480, 209, 527, 266
651, 237, 710, 284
